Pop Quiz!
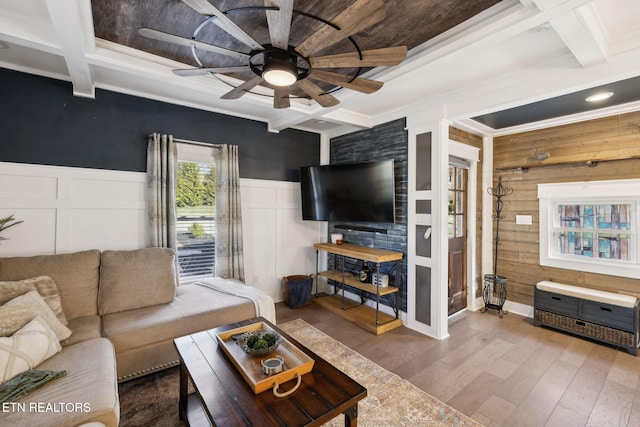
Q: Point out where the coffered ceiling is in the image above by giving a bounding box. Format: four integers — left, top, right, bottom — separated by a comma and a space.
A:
0, 0, 639, 135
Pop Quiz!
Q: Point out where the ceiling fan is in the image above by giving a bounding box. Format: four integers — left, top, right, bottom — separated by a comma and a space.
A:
139, 0, 407, 109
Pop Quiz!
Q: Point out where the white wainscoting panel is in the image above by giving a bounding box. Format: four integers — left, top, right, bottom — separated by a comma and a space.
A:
0, 174, 58, 200
241, 178, 325, 302
67, 208, 147, 252
0, 208, 57, 255
242, 207, 278, 297
0, 163, 325, 305
0, 162, 148, 256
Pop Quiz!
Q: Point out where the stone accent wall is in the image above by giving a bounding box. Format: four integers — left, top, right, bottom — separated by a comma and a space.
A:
328, 118, 408, 312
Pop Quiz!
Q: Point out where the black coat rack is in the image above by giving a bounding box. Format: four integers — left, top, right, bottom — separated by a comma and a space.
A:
482, 176, 513, 318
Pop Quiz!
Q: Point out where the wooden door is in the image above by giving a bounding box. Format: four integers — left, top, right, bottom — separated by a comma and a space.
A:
448, 166, 467, 315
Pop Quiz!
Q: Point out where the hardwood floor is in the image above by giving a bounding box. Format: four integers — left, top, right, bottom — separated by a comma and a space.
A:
275, 301, 640, 426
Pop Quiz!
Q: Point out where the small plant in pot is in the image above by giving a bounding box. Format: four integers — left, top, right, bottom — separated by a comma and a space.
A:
0, 215, 23, 244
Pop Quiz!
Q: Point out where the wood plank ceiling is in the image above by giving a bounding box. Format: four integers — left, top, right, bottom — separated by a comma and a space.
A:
91, 0, 502, 96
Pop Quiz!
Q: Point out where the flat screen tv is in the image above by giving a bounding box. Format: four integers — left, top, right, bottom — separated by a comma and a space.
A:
300, 160, 395, 223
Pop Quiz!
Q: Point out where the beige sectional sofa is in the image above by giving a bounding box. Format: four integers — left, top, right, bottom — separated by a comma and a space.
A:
0, 247, 262, 427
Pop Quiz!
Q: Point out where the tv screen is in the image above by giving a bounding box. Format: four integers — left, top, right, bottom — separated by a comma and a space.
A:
300, 160, 395, 223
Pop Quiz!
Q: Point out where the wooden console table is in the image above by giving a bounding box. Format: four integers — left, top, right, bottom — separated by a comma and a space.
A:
314, 242, 403, 335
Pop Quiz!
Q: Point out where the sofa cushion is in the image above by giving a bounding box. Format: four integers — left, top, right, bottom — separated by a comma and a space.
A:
98, 248, 177, 315
0, 276, 68, 325
103, 283, 255, 358
0, 316, 61, 382
0, 250, 101, 320
2, 291, 72, 341
61, 315, 102, 348
0, 338, 120, 427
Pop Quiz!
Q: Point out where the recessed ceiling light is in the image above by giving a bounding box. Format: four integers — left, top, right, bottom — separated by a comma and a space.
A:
585, 91, 614, 102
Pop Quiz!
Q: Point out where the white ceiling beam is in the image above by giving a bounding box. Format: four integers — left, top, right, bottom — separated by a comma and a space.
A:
0, 12, 60, 54
45, 0, 95, 98
267, 111, 315, 133
535, 0, 608, 67
266, 100, 378, 133
320, 109, 374, 129
443, 45, 640, 124
372, 0, 593, 85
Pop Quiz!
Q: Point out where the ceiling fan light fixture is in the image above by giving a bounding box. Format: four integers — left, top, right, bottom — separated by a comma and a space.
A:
262, 51, 298, 87
263, 67, 297, 86
146, 1, 407, 108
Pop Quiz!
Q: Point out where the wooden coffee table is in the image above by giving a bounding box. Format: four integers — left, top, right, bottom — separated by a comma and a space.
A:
174, 317, 367, 426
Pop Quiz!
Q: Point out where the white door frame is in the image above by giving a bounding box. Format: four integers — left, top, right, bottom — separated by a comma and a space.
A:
406, 119, 449, 339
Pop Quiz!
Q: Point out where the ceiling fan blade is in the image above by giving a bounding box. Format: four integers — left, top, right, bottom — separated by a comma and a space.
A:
172, 66, 251, 76
139, 28, 248, 60
310, 46, 408, 68
181, 0, 263, 50
265, 0, 293, 50
273, 86, 291, 109
221, 76, 263, 100
308, 70, 383, 94
296, 79, 340, 108
296, 0, 385, 57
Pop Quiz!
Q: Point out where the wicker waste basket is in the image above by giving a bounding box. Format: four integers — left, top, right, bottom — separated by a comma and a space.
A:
283, 275, 313, 308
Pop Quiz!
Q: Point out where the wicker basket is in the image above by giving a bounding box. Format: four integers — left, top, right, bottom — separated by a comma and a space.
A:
535, 309, 635, 348
283, 275, 313, 308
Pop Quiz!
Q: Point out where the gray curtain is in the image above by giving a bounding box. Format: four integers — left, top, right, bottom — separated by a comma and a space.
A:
146, 133, 178, 249
215, 144, 244, 281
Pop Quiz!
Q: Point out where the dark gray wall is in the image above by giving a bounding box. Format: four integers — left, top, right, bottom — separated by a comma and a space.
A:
0, 68, 319, 181
327, 118, 408, 312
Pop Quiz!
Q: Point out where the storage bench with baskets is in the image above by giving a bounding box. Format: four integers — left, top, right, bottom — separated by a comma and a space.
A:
533, 281, 640, 355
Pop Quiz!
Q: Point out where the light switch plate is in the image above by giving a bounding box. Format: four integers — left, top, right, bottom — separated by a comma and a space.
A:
516, 215, 532, 225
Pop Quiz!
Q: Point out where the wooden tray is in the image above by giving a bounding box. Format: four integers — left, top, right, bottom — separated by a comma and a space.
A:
216, 322, 315, 394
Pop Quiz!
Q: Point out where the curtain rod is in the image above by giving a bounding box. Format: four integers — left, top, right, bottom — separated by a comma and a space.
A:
497, 156, 640, 172
173, 137, 222, 149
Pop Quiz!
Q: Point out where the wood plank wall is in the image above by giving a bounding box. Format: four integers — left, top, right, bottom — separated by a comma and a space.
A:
450, 127, 484, 298
493, 111, 640, 306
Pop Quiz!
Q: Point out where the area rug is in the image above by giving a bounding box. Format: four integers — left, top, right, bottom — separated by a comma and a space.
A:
280, 319, 481, 427
119, 319, 481, 426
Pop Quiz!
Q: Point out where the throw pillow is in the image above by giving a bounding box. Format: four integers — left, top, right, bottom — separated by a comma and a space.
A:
0, 304, 39, 337
0, 280, 37, 305
0, 276, 68, 325
2, 291, 71, 341
0, 316, 61, 383
98, 248, 177, 315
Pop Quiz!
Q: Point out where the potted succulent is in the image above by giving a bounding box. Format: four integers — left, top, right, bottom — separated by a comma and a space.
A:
0, 215, 23, 243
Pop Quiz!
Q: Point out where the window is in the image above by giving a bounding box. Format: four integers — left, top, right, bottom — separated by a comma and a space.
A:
175, 143, 217, 282
539, 179, 640, 279
555, 203, 633, 260
447, 166, 466, 238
